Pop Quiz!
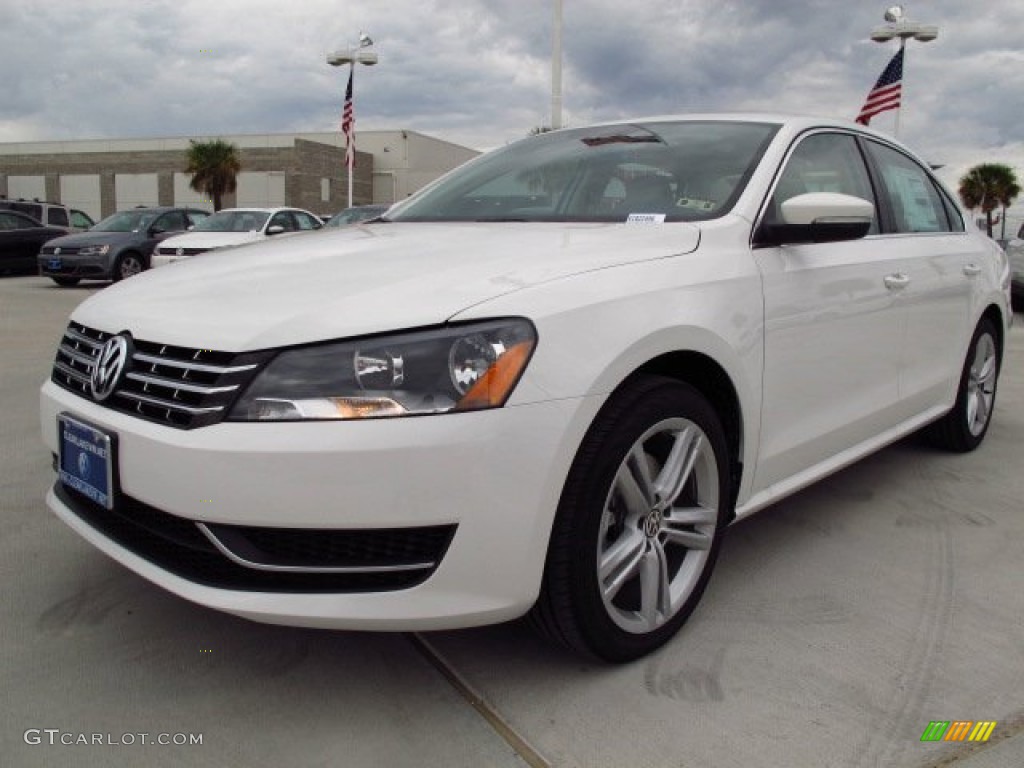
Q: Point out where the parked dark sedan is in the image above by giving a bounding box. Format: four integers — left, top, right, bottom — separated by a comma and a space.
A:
0, 210, 66, 274
38, 206, 209, 286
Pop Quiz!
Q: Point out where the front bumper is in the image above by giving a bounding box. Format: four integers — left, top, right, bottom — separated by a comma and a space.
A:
38, 254, 113, 279
41, 379, 600, 629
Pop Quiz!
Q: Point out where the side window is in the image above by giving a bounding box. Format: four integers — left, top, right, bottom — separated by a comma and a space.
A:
269, 212, 296, 231
769, 132, 878, 234
0, 212, 18, 230
48, 208, 70, 227
71, 210, 94, 229
864, 141, 951, 234
295, 212, 321, 230
156, 211, 187, 232
187, 211, 208, 226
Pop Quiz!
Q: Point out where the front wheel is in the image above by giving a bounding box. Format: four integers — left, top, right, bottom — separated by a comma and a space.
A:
530, 376, 731, 662
114, 252, 145, 281
926, 317, 1000, 452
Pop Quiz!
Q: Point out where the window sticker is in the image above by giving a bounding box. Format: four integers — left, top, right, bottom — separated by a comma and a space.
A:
626, 213, 666, 224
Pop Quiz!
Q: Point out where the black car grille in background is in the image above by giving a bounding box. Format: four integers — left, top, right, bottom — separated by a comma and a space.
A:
156, 246, 208, 256
51, 322, 272, 429
55, 483, 457, 593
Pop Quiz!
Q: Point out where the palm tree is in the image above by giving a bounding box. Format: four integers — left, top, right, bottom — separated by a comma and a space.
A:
958, 163, 1020, 239
185, 139, 241, 211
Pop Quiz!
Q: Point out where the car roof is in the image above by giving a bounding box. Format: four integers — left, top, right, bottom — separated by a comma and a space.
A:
112, 206, 205, 213
213, 207, 314, 214
548, 111, 905, 146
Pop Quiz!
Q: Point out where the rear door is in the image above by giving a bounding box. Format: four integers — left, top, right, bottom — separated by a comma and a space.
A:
860, 139, 977, 415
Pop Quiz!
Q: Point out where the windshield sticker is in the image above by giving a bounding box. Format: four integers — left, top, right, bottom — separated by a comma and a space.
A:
626, 213, 666, 224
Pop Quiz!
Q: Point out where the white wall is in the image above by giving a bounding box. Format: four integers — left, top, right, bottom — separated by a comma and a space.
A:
7, 175, 46, 201
59, 175, 102, 220
173, 172, 213, 209
115, 173, 159, 210
236, 172, 285, 208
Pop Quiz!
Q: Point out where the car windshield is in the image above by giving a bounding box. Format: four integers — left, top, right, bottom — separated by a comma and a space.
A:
195, 211, 270, 232
389, 121, 779, 223
93, 210, 159, 232
326, 206, 388, 227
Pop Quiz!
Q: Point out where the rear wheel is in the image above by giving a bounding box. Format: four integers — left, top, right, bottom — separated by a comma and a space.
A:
114, 252, 145, 281
926, 317, 1000, 452
51, 277, 80, 287
530, 376, 731, 662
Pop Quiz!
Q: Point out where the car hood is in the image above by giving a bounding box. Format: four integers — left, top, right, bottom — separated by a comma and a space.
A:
158, 231, 264, 250
45, 231, 138, 247
72, 221, 701, 351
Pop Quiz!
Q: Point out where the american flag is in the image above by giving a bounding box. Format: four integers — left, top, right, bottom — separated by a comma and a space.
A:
342, 69, 355, 170
856, 48, 903, 125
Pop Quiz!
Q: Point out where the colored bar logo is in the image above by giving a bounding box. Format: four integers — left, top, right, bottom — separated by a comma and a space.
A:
920, 721, 997, 742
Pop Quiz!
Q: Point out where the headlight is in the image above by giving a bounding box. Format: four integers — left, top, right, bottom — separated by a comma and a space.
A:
229, 318, 537, 421
78, 244, 110, 256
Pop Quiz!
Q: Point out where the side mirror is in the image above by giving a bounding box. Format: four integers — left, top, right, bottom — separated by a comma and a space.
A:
758, 193, 874, 246
149, 225, 165, 236
266, 225, 285, 235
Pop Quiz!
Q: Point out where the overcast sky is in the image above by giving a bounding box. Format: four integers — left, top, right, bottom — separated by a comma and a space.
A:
3, 1, 1024, 217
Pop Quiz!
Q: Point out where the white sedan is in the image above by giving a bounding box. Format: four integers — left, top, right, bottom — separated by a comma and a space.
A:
41, 114, 1012, 661
149, 207, 322, 268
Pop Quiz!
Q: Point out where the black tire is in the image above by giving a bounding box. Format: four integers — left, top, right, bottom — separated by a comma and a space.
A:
530, 376, 731, 662
114, 252, 145, 281
51, 277, 80, 287
926, 317, 1000, 452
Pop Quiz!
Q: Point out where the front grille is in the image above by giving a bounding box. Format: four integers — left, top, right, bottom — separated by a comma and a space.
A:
41, 245, 81, 256
55, 483, 455, 593
156, 246, 207, 256
51, 322, 271, 429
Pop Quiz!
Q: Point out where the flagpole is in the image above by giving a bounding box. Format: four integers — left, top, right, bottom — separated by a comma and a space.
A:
327, 33, 377, 210
897, 37, 905, 138
347, 61, 355, 208
867, 6, 937, 138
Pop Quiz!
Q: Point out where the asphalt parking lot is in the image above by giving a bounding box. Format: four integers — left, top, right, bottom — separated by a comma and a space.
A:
1, 274, 1021, 768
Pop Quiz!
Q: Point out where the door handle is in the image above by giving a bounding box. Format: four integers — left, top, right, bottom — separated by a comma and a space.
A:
883, 273, 910, 291
963, 263, 982, 277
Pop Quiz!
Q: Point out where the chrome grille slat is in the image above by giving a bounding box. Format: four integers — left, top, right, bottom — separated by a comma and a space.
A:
125, 371, 239, 395
132, 352, 257, 375
53, 360, 92, 385
117, 391, 225, 415
58, 346, 97, 367
51, 322, 270, 430
63, 328, 105, 348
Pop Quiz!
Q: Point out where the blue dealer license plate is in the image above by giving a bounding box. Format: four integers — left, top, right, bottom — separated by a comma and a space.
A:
58, 415, 114, 509
48, 258, 62, 270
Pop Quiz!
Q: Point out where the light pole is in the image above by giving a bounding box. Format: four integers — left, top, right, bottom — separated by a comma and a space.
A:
327, 33, 378, 208
869, 6, 937, 138
551, 0, 563, 130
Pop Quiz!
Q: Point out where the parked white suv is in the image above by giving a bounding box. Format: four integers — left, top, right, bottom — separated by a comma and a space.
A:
40, 114, 1011, 661
0, 199, 93, 231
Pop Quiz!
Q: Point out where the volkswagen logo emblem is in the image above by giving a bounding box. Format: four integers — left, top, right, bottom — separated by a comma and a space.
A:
90, 335, 131, 402
176, 248, 183, 256
54, 247, 61, 255
644, 509, 663, 539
